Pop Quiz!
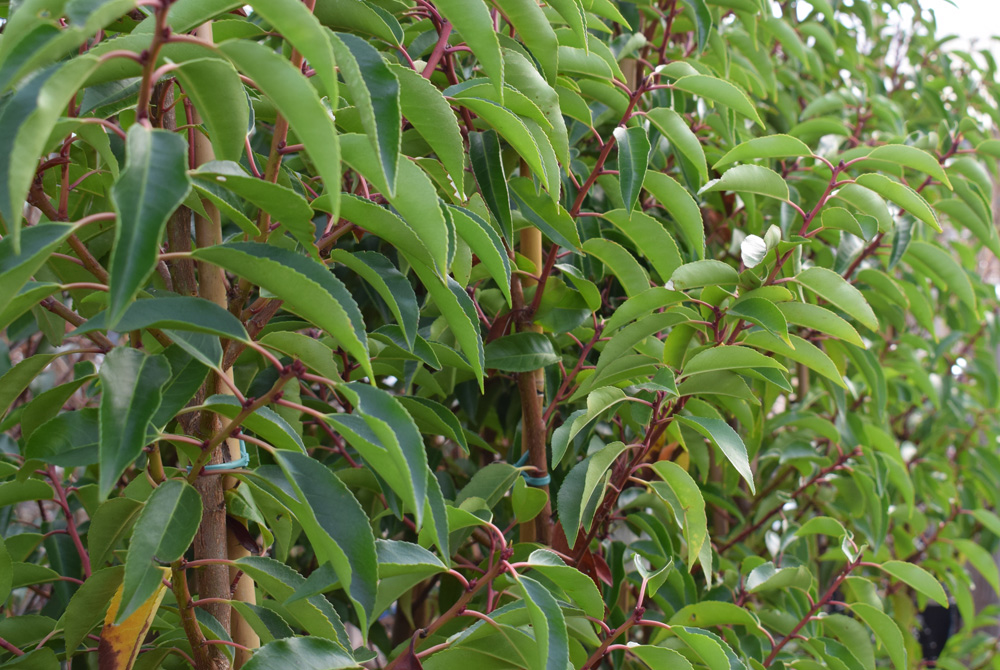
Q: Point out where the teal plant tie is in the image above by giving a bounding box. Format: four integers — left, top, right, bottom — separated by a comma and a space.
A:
514, 450, 551, 487
189, 439, 249, 473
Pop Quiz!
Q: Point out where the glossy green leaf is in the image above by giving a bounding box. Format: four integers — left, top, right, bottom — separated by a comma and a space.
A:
470, 130, 513, 243
118, 480, 201, 621
76, 296, 248, 342
484, 332, 559, 372
649, 461, 708, 570
865, 144, 951, 189
62, 566, 123, 657
108, 126, 191, 326
672, 74, 764, 127
614, 126, 650, 212
242, 637, 359, 670
906, 240, 977, 312
603, 209, 683, 283
728, 297, 791, 344
510, 177, 581, 249
678, 416, 755, 493
854, 173, 940, 232
647, 107, 708, 185
643, 171, 705, 258
174, 57, 248, 162
219, 40, 340, 219
879, 561, 948, 607
558, 441, 629, 546
682, 345, 787, 376
0, 224, 75, 311
700, 164, 789, 201
777, 302, 864, 347
515, 575, 569, 670
329, 32, 400, 194
583, 237, 651, 297
744, 331, 846, 388
434, 0, 505, 101
714, 134, 813, 168
794, 266, 879, 331
448, 205, 512, 305
273, 451, 378, 633
851, 603, 907, 670
328, 250, 418, 350
670, 260, 739, 289
191, 242, 372, 380
98, 348, 170, 499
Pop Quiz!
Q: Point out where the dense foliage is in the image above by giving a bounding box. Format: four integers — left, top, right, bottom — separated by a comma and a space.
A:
2, 0, 1000, 668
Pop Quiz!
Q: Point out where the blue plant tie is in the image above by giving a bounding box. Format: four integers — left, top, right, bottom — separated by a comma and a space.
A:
189, 439, 249, 473
514, 451, 551, 487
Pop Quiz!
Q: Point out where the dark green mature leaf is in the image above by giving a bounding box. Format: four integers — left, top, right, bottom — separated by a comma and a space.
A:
470, 130, 513, 243
98, 348, 170, 499
191, 243, 372, 380
25, 408, 100, 466
107, 126, 191, 326
61, 566, 123, 657
0, 537, 10, 605
879, 561, 948, 607
615, 126, 650, 212
906, 240, 977, 312
202, 395, 305, 453
649, 461, 708, 570
329, 32, 400, 194
76, 296, 248, 342
851, 603, 907, 670
854, 173, 940, 231
485, 332, 559, 372
647, 107, 708, 185
679, 416, 755, 493
434, 0, 505, 101
0, 223, 75, 310
174, 57, 248, 162
516, 574, 569, 670
0, 354, 57, 419
118, 480, 201, 621
558, 441, 629, 546
329, 250, 418, 349
273, 452, 378, 633
714, 134, 813, 168
644, 171, 705, 258
391, 64, 466, 197
242, 637, 360, 670
88, 497, 144, 570
220, 40, 341, 219
0, 56, 97, 251
510, 177, 581, 249
672, 74, 764, 127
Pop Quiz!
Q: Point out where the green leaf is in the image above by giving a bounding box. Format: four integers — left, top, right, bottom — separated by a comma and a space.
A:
682, 345, 787, 376
510, 177, 581, 250
329, 32, 400, 194
954, 539, 1000, 595
448, 205, 512, 305
583, 238, 650, 297
879, 561, 948, 607
495, 0, 559, 83
851, 603, 907, 670
821, 206, 874, 240
201, 395, 306, 453
220, 39, 340, 219
76, 296, 248, 342
485, 332, 559, 372
673, 627, 732, 670
328, 250, 418, 350
247, 0, 339, 103
745, 562, 812, 593
391, 64, 466, 198
470, 130, 513, 243
242, 637, 360, 670
777, 302, 864, 347
670, 260, 739, 290
98, 348, 170, 499
603, 209, 683, 283
88, 497, 144, 570
25, 408, 100, 466
331, 194, 435, 270
795, 515, 847, 537
524, 550, 603, 618
0, 479, 54, 508
794, 266, 879, 331
119, 480, 201, 621
514, 574, 569, 670
678, 416, 755, 494
107, 126, 191, 326
728, 297, 791, 344
649, 461, 708, 571
558, 441, 629, 546
0, 353, 57, 420
0, 223, 75, 311
61, 566, 123, 657
865, 144, 951, 189
314, 0, 403, 45
679, 0, 713, 54
823, 614, 876, 670
434, 0, 505, 102
644, 171, 705, 258
905, 241, 977, 312
615, 126, 650, 212
631, 646, 695, 670
646, 107, 708, 185
743, 331, 846, 388
854, 174, 940, 232
672, 74, 763, 127
173, 57, 248, 162
700, 164, 789, 201
191, 242, 373, 381
193, 161, 315, 253
0, 537, 10, 605
832, 183, 893, 233
547, 0, 587, 45
0, 56, 97, 251
714, 134, 813, 168
270, 453, 378, 633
